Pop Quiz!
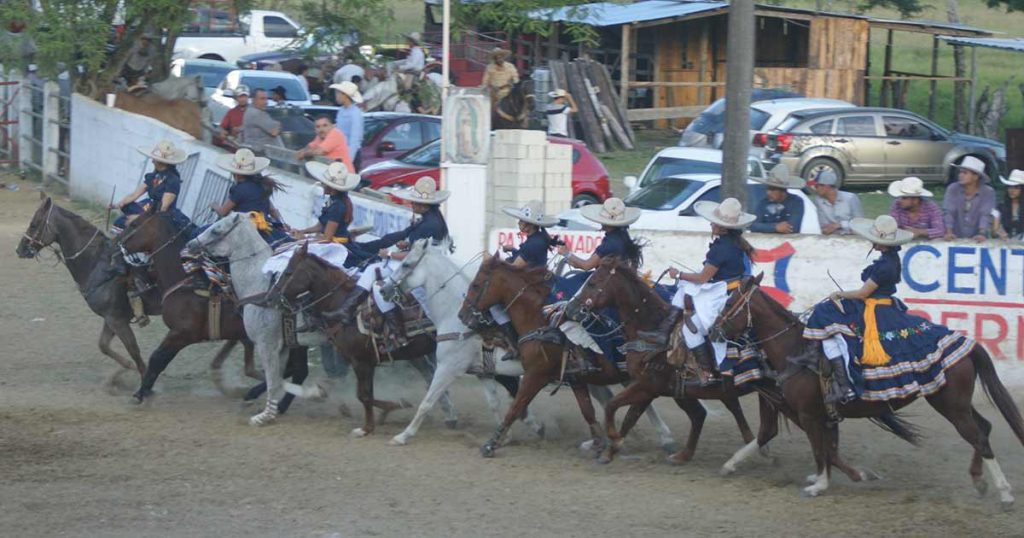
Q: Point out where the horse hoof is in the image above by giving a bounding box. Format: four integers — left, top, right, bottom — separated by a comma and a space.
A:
719, 464, 736, 477
578, 439, 595, 452
249, 414, 276, 427
860, 469, 883, 481
974, 478, 989, 497
801, 485, 826, 497
597, 452, 613, 465
480, 444, 497, 458
444, 419, 459, 430
350, 428, 369, 438
1001, 498, 1015, 512
806, 473, 819, 485
131, 390, 149, 404
388, 435, 408, 447
666, 450, 693, 465
660, 442, 680, 455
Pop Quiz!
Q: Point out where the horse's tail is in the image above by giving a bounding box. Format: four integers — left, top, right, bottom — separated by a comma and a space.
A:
870, 413, 922, 446
971, 345, 1024, 447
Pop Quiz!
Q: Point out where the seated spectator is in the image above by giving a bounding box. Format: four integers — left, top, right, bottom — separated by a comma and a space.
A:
294, 115, 354, 172
997, 169, 1024, 240
241, 88, 283, 155
888, 176, 945, 240
944, 156, 995, 242
751, 165, 805, 234
270, 85, 287, 105
811, 170, 862, 235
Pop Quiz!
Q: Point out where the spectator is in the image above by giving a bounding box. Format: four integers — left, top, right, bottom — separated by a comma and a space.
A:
395, 32, 426, 74
241, 88, 282, 155
811, 169, 862, 235
216, 85, 249, 148
751, 165, 805, 234
888, 176, 945, 240
296, 63, 310, 95
481, 47, 519, 105
331, 81, 364, 165
122, 32, 155, 85
333, 62, 365, 86
997, 170, 1024, 240
944, 156, 995, 242
270, 85, 287, 105
546, 89, 577, 138
294, 116, 354, 172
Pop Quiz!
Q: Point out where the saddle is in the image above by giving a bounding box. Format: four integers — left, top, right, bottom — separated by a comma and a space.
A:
355, 292, 436, 359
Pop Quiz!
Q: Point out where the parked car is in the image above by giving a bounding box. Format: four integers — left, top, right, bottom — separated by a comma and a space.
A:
361, 136, 612, 208
173, 9, 302, 65
209, 70, 316, 124
678, 88, 803, 147
559, 175, 820, 234
757, 107, 1008, 186
356, 113, 442, 171
623, 146, 767, 195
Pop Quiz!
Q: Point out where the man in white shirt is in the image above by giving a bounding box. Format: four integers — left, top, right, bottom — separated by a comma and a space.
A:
395, 32, 426, 74
812, 169, 863, 235
545, 89, 577, 138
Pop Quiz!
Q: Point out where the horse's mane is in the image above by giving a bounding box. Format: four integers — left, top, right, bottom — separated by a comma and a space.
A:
304, 252, 351, 278
753, 284, 801, 325
597, 257, 667, 307
488, 256, 551, 285
52, 204, 101, 234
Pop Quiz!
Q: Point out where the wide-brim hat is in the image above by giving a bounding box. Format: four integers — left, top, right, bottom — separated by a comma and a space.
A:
392, 176, 449, 205
751, 164, 805, 189
694, 198, 755, 229
217, 148, 269, 176
502, 200, 558, 228
951, 155, 989, 182
137, 140, 187, 165
548, 88, 567, 99
887, 176, 933, 198
329, 81, 363, 104
1000, 169, 1024, 186
581, 198, 640, 227
306, 161, 359, 192
490, 47, 510, 60
404, 31, 422, 44
851, 215, 913, 247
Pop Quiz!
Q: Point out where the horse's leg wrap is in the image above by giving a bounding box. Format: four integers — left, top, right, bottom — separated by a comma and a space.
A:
249, 399, 280, 427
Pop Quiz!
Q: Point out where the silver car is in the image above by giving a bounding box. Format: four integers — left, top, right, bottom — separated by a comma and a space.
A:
759, 107, 1007, 186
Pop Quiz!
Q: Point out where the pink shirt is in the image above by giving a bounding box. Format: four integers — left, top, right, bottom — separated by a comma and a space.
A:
889, 200, 946, 239
307, 128, 354, 172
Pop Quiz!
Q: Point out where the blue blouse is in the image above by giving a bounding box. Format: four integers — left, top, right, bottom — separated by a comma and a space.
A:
862, 248, 901, 298
144, 168, 181, 211
378, 207, 449, 249
595, 230, 628, 259
318, 193, 351, 238
705, 236, 750, 283
228, 178, 272, 214
511, 231, 550, 268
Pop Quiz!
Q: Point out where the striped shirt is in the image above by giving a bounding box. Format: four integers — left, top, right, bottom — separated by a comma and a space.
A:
889, 200, 945, 239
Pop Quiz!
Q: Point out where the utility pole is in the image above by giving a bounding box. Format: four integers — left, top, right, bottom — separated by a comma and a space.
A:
721, 0, 755, 206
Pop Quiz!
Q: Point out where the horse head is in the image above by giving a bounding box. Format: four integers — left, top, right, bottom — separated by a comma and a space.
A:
17, 195, 56, 258
459, 251, 504, 330
708, 273, 764, 343
564, 257, 622, 322
119, 211, 180, 264
382, 238, 433, 296
265, 241, 316, 308
459, 252, 551, 331
185, 213, 258, 259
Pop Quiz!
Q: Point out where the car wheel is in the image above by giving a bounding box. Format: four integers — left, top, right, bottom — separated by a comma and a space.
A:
802, 158, 844, 188
571, 193, 600, 209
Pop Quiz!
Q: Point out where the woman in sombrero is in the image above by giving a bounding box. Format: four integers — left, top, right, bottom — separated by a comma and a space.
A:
326, 176, 452, 350
805, 214, 974, 404
110, 140, 192, 234
556, 197, 643, 271
209, 148, 290, 247
640, 198, 756, 383
291, 161, 361, 244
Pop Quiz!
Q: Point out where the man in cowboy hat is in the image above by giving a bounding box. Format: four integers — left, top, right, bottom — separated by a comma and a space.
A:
395, 32, 426, 75
331, 81, 364, 163
122, 31, 156, 85
294, 115, 354, 172
481, 47, 519, 105
888, 176, 945, 240
241, 88, 283, 155
546, 88, 577, 138
216, 85, 249, 149
944, 156, 996, 242
811, 169, 862, 235
750, 165, 805, 234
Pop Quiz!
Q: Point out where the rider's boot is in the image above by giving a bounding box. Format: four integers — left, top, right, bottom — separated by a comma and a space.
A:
691, 344, 719, 386
383, 308, 408, 351
825, 357, 856, 405
127, 272, 151, 327
323, 288, 369, 326
638, 306, 684, 346
498, 322, 519, 361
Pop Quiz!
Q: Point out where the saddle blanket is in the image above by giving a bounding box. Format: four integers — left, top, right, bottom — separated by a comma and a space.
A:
262, 241, 355, 276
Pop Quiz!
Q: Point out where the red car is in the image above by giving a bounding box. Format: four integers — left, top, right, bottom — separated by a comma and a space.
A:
359, 136, 612, 208
357, 112, 442, 171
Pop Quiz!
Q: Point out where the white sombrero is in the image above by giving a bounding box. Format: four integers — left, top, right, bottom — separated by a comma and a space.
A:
752, 164, 805, 189
951, 155, 989, 182
137, 140, 187, 165
1000, 169, 1024, 186
581, 198, 640, 227
548, 88, 567, 99
502, 200, 558, 228
392, 176, 449, 205
329, 80, 363, 104
850, 215, 913, 247
216, 148, 270, 176
490, 46, 511, 60
404, 31, 422, 44
305, 161, 360, 192
694, 197, 756, 229
887, 176, 933, 198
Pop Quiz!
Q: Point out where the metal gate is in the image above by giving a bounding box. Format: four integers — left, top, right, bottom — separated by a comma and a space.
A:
188, 169, 233, 226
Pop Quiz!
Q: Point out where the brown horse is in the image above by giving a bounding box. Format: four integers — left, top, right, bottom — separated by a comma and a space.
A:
563, 257, 776, 465
712, 275, 1024, 503
118, 212, 259, 402
114, 91, 202, 139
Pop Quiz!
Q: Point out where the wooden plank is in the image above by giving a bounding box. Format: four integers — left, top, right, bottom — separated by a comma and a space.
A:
928, 36, 939, 119
591, 60, 635, 144
626, 106, 705, 121
697, 23, 710, 105
565, 61, 606, 153
620, 23, 631, 111
628, 81, 725, 88
601, 102, 634, 150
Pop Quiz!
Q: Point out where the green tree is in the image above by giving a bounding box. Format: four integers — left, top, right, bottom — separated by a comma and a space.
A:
290, 0, 394, 62
857, 0, 925, 17
454, 0, 600, 49
985, 0, 1024, 10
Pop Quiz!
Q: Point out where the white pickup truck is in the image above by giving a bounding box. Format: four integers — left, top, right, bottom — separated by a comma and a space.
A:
173, 9, 302, 65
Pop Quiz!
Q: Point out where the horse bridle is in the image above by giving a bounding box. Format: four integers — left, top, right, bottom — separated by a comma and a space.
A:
23, 204, 101, 261
270, 260, 348, 315
118, 213, 192, 264
709, 282, 800, 348
464, 262, 549, 328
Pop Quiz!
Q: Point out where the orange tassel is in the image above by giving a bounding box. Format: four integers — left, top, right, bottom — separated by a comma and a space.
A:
861, 298, 893, 366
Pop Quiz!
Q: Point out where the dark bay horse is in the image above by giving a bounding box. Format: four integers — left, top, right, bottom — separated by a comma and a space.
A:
118, 212, 258, 403
564, 257, 776, 465
459, 255, 676, 458
713, 275, 1024, 503
492, 80, 533, 130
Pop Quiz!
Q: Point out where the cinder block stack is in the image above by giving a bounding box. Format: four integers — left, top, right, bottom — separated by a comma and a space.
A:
487, 130, 574, 229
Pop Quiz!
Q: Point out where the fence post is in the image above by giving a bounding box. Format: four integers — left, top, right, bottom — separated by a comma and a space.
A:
43, 81, 60, 184
17, 72, 32, 172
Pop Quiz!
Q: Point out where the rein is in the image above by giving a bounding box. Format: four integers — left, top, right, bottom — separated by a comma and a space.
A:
712, 285, 803, 348
120, 216, 192, 264
22, 203, 54, 252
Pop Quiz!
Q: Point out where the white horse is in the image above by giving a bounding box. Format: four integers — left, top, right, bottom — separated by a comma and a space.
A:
383, 241, 677, 452
185, 213, 460, 426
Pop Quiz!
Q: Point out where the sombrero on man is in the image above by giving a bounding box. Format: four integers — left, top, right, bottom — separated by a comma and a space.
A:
751, 164, 805, 189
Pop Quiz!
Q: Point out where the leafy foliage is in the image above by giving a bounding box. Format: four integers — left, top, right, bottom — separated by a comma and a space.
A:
453, 0, 600, 48
857, 0, 926, 17
984, 0, 1024, 11
290, 0, 394, 62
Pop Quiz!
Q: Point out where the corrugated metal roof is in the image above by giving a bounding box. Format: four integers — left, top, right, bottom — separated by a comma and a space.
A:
528, 1, 727, 27
867, 17, 992, 36
937, 36, 1024, 52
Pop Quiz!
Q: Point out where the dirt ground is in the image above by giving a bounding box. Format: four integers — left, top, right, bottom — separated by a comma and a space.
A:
2, 177, 1023, 538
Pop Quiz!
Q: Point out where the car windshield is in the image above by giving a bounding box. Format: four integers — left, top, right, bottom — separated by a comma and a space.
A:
239, 76, 308, 101
184, 63, 232, 88
398, 140, 440, 167
363, 118, 390, 141
639, 157, 722, 186
625, 177, 704, 211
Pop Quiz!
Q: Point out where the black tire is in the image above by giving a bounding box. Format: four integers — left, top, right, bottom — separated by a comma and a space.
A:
802, 157, 844, 188
571, 193, 600, 209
